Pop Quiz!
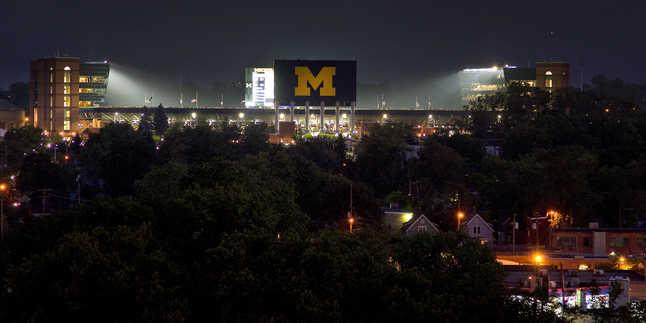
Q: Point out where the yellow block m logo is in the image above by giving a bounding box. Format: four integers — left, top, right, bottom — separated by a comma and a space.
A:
294, 66, 336, 96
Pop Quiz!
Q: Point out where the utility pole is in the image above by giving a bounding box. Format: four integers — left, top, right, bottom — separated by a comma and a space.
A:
0, 146, 7, 242
38, 189, 53, 215
512, 213, 516, 255
560, 262, 566, 315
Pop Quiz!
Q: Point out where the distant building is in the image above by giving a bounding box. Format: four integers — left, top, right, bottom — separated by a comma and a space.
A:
549, 225, 646, 257
535, 62, 570, 91
458, 67, 506, 107
402, 214, 439, 236
29, 57, 110, 135
79, 61, 110, 108
0, 99, 26, 132
463, 213, 495, 244
459, 62, 571, 107
382, 206, 414, 236
30, 57, 80, 135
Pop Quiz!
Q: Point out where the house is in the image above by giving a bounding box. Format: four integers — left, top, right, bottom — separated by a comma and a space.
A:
382, 205, 414, 236
402, 214, 439, 236
463, 213, 495, 244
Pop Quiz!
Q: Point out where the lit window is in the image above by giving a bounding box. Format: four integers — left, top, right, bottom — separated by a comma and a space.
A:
64, 95, 70, 107
545, 71, 553, 88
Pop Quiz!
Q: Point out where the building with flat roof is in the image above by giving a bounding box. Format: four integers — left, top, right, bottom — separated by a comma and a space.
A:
29, 57, 110, 135
79, 62, 110, 108
30, 57, 80, 135
459, 62, 571, 107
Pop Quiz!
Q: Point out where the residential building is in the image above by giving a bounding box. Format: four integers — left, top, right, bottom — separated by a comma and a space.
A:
463, 213, 495, 244
402, 214, 439, 236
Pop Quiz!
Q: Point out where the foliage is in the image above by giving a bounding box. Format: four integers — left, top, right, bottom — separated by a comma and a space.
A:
353, 123, 412, 198
153, 103, 169, 136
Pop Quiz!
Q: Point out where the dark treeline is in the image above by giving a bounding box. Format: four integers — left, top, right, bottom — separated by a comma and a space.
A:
0, 82, 29, 110
1, 75, 646, 321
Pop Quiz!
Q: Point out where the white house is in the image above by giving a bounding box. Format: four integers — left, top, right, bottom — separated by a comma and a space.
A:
463, 213, 494, 244
402, 214, 440, 236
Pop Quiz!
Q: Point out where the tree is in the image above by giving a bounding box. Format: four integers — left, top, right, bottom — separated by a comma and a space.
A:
353, 123, 412, 198
137, 106, 153, 135
2, 126, 47, 174
241, 122, 272, 156
153, 104, 169, 136
2, 224, 189, 322
84, 123, 156, 196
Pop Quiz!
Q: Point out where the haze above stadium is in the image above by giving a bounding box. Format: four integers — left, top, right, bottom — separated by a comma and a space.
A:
2, 0, 644, 106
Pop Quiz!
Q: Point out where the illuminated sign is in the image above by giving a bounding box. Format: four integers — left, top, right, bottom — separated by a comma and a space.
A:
244, 67, 274, 107
274, 60, 356, 103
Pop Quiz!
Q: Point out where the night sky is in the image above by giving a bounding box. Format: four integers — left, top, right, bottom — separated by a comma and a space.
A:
2, 0, 644, 106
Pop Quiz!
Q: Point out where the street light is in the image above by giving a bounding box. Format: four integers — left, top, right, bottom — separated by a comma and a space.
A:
349, 217, 354, 233
0, 183, 5, 242
457, 212, 464, 230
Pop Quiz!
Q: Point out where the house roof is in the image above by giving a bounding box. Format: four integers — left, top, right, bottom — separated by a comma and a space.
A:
464, 213, 494, 232
0, 99, 21, 111
402, 214, 439, 233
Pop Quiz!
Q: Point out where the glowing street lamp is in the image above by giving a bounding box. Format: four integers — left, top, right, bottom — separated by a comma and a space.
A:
0, 183, 5, 242
457, 212, 464, 230
349, 217, 354, 233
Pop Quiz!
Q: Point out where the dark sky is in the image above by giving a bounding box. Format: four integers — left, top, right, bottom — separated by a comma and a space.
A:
2, 0, 644, 102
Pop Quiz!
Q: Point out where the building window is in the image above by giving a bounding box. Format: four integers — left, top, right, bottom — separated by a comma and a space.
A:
545, 71, 553, 88
64, 71, 71, 83
64, 106, 71, 131
557, 236, 576, 247
79, 77, 89, 83
473, 226, 481, 234
583, 237, 592, 247
421, 219, 425, 224
609, 237, 629, 247
64, 95, 70, 107
64, 84, 70, 94
419, 226, 427, 232
50, 72, 53, 83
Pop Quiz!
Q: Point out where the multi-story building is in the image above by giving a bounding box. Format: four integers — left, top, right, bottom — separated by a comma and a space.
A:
458, 67, 506, 107
29, 57, 110, 135
536, 62, 570, 91
30, 57, 80, 135
79, 62, 110, 108
459, 62, 571, 107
